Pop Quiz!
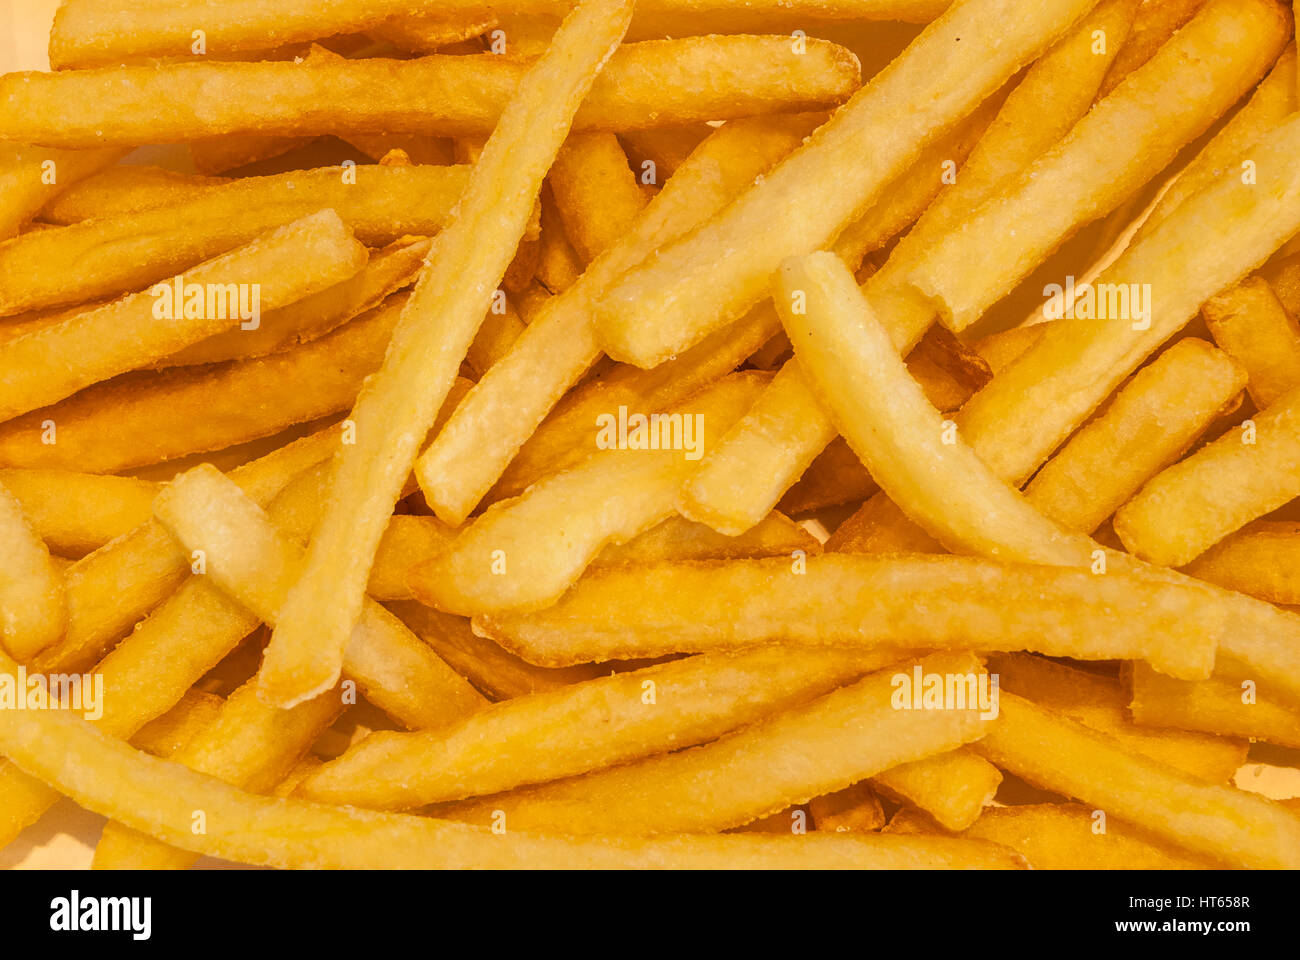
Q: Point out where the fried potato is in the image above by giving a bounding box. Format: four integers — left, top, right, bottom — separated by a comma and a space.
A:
1202, 276, 1300, 408
0, 211, 366, 420
548, 132, 647, 264
0, 482, 66, 660
0, 143, 126, 240
437, 652, 994, 835
478, 554, 1220, 679
297, 646, 899, 810
872, 750, 1003, 832
592, 0, 1098, 368
264, 0, 636, 709
0, 468, 157, 556
411, 372, 768, 616
1129, 662, 1300, 751
1183, 520, 1300, 605
0, 165, 465, 315
128, 690, 225, 760
808, 782, 886, 834
40, 165, 233, 225
592, 512, 820, 568
4, 38, 859, 148
1114, 386, 1300, 567
976, 692, 1300, 869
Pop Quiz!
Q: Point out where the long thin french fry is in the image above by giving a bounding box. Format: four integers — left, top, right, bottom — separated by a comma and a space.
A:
263, 0, 636, 709
0, 482, 66, 661
3, 39, 859, 148
548, 132, 647, 264
0, 143, 126, 240
1202, 276, 1300, 408
592, 0, 1099, 368
0, 469, 158, 556
40, 165, 232, 225
1129, 662, 1300, 751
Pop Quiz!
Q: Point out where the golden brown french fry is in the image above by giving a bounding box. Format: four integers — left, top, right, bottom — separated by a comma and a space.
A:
159, 237, 430, 369
4, 38, 859, 148
0, 296, 403, 474
592, 512, 820, 568
1024, 338, 1247, 534
297, 646, 900, 810
49, 0, 947, 67
0, 165, 465, 316
1202, 276, 1300, 408
478, 554, 1219, 679
128, 690, 225, 759
0, 670, 1027, 867
93, 675, 347, 870
1114, 386, 1300, 567
411, 372, 768, 616
1183, 520, 1300, 605
438, 652, 995, 835
40, 165, 232, 225
0, 211, 367, 420
463, 302, 528, 378
872, 750, 1002, 832
0, 143, 127, 240
549, 132, 647, 263
264, 0, 636, 709
903, 0, 1289, 333
534, 186, 585, 293
988, 653, 1248, 782
416, 114, 818, 524
592, 0, 1099, 367
188, 134, 309, 176
779, 439, 878, 515
1129, 662, 1300, 751
889, 802, 1214, 869
970, 323, 1047, 375
0, 469, 158, 557
975, 692, 1300, 869
0, 482, 66, 660
1098, 0, 1208, 96
809, 782, 886, 834
617, 124, 712, 183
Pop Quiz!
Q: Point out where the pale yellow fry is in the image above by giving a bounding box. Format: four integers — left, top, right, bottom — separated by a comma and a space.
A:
1024, 338, 1247, 534
417, 114, 817, 525
1202, 276, 1300, 408
1096, 0, 1207, 97
297, 646, 901, 810
478, 555, 1219, 680
153, 465, 487, 728
1114, 386, 1300, 567
40, 165, 232, 225
871, 750, 1002, 832
0, 482, 66, 661
0, 143, 127, 240
3, 39, 858, 148
439, 652, 993, 835
976, 692, 1300, 869
0, 469, 158, 557
410, 372, 767, 616
548, 131, 647, 263
1129, 662, 1300, 752
264, 0, 636, 707
904, 0, 1290, 332
592, 0, 1097, 367
1183, 520, 1300, 606
128, 690, 225, 760
0, 648, 1023, 869
0, 211, 366, 421
49, 0, 948, 67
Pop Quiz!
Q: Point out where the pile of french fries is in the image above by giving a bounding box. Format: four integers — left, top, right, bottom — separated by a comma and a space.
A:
2, 0, 1300, 870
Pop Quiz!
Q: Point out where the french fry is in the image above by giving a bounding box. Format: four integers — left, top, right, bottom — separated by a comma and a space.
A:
3, 39, 860, 149
617, 124, 712, 183
872, 749, 1003, 832
1183, 520, 1300, 605
592, 512, 820, 568
1114, 386, 1300, 567
548, 132, 647, 263
160, 237, 430, 369
779, 439, 878, 515
975, 692, 1300, 869
970, 323, 1048, 375
903, 0, 1290, 333
988, 653, 1248, 782
264, 0, 637, 709
0, 143, 126, 240
0, 296, 404, 474
40, 165, 233, 225
534, 187, 586, 293
592, 0, 1099, 368
0, 468, 158, 556
437, 652, 995, 835
0, 165, 466, 315
478, 554, 1220, 679
1202, 276, 1300, 408
808, 782, 886, 834
93, 675, 347, 871
0, 482, 66, 660
1024, 338, 1248, 534
463, 303, 528, 379
1129, 662, 1300, 751
297, 646, 900, 810
188, 134, 310, 176
0, 670, 1028, 867
410, 372, 768, 616
0, 211, 367, 420
128, 690, 225, 760
416, 114, 818, 524
48, 0, 948, 68
1096, 0, 1207, 97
